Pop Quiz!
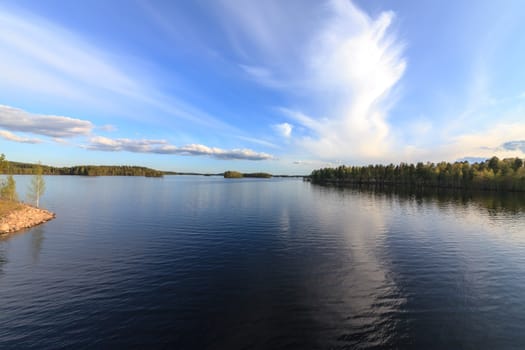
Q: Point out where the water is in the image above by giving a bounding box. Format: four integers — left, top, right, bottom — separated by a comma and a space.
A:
1, 176, 525, 349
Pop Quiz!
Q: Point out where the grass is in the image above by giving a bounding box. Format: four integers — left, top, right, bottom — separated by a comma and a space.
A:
0, 200, 23, 218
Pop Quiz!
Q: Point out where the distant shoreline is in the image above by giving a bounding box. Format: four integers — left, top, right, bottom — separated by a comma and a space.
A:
0, 202, 55, 235
1, 161, 306, 178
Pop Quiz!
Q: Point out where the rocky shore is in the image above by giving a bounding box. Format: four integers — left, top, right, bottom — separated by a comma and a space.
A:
0, 204, 55, 235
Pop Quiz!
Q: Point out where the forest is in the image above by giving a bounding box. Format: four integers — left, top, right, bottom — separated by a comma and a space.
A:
2, 161, 164, 177
309, 156, 525, 192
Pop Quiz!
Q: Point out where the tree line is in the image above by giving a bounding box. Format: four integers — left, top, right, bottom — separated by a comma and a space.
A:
309, 156, 525, 192
3, 162, 164, 177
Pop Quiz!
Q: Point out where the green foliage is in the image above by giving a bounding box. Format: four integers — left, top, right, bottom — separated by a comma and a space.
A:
0, 154, 18, 202
514, 158, 524, 171
0, 162, 164, 177
0, 175, 18, 202
243, 172, 272, 178
27, 162, 46, 207
0, 154, 7, 173
309, 157, 525, 192
224, 171, 243, 178
224, 171, 272, 179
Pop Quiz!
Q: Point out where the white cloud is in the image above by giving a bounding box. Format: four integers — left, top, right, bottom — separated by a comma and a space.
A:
0, 129, 42, 144
451, 124, 525, 158
272, 122, 293, 138
0, 104, 93, 137
293, 1, 405, 161
222, 0, 406, 162
86, 136, 273, 161
0, 1, 410, 167
400, 123, 525, 163
86, 136, 168, 152
0, 103, 275, 162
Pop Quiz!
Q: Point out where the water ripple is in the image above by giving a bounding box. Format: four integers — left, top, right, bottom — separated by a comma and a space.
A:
1, 176, 525, 348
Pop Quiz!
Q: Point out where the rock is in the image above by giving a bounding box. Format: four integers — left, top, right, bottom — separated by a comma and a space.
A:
0, 204, 55, 235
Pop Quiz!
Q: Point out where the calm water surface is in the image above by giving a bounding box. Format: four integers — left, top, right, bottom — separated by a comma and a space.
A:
1, 176, 525, 349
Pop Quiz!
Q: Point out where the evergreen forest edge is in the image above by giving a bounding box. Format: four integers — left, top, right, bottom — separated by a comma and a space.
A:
309, 156, 525, 192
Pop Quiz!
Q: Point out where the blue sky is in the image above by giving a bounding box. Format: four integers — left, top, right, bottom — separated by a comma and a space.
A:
1, 0, 525, 174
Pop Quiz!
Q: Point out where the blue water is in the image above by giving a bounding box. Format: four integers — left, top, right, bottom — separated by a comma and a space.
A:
1, 176, 525, 349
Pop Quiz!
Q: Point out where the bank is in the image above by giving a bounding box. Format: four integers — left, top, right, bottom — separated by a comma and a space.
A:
0, 202, 55, 235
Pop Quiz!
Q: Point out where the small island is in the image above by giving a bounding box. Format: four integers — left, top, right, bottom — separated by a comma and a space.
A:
224, 171, 272, 179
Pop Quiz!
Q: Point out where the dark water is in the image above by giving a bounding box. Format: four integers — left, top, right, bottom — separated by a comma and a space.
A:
1, 176, 525, 349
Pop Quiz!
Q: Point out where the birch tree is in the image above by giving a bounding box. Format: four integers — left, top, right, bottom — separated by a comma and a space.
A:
28, 162, 45, 207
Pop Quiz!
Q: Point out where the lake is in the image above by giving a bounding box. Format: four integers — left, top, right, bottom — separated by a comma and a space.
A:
1, 176, 525, 349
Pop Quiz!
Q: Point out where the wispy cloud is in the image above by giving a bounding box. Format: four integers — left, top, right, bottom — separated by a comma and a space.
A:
0, 10, 138, 101
215, 0, 312, 62
272, 122, 293, 138
239, 64, 284, 89
0, 8, 237, 132
295, 0, 405, 161
221, 0, 406, 162
502, 140, 525, 153
97, 124, 118, 132
0, 104, 93, 137
0, 130, 42, 144
86, 136, 273, 161
235, 135, 279, 149
279, 108, 323, 135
